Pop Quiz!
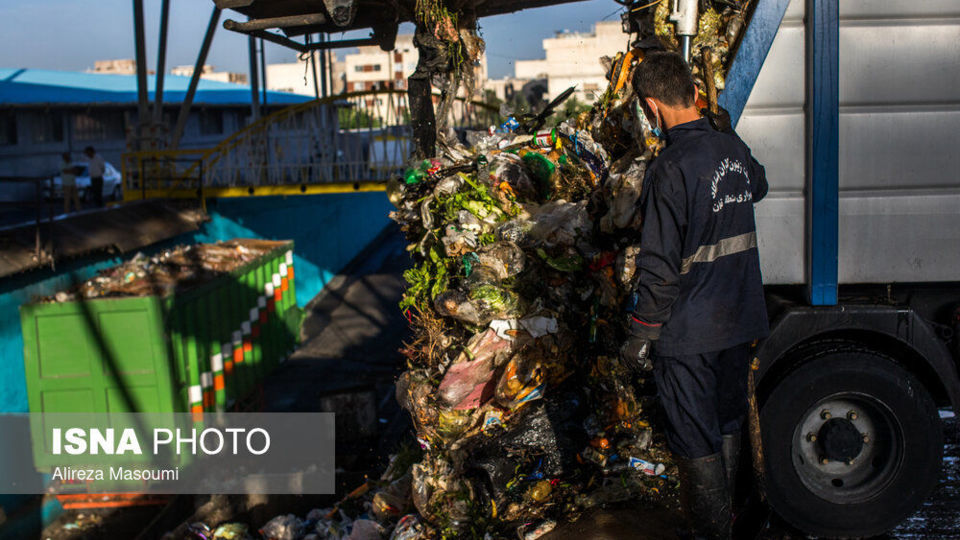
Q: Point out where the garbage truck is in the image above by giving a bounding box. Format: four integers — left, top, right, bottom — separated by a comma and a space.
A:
719, 0, 960, 536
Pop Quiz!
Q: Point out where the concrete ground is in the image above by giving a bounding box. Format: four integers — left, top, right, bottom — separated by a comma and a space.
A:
34, 225, 960, 539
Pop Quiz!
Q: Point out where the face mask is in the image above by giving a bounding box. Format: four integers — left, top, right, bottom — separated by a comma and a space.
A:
637, 100, 663, 138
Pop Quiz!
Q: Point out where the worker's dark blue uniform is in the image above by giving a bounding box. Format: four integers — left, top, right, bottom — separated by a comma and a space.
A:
629, 116, 769, 458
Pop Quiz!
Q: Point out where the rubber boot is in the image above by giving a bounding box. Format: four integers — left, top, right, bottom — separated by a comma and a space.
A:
721, 432, 741, 506
678, 453, 731, 540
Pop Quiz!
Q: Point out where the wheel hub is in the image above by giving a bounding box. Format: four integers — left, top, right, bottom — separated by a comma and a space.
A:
818, 418, 864, 462
792, 395, 903, 504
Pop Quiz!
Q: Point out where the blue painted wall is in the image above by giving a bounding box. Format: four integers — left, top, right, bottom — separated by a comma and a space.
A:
197, 192, 394, 307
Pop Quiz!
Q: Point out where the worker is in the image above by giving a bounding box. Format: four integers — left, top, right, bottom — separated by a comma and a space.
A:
620, 52, 769, 539
60, 152, 80, 214
84, 146, 105, 208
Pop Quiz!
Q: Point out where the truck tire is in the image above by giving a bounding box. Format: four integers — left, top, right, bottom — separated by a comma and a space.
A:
760, 347, 942, 538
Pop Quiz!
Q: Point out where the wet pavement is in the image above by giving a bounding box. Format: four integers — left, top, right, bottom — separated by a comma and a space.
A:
886, 411, 960, 539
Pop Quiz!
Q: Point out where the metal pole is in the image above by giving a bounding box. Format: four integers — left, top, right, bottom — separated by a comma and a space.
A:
153, 0, 171, 123
260, 38, 268, 108
170, 7, 222, 149
805, 0, 839, 306
319, 34, 329, 97
223, 13, 326, 32
132, 0, 149, 148
328, 48, 334, 95
307, 34, 320, 99
248, 33, 260, 121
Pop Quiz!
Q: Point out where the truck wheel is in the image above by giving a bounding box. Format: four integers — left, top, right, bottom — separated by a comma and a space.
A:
760, 349, 942, 538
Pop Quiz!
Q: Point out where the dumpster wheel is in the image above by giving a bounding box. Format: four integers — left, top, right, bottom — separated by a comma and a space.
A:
760, 346, 942, 538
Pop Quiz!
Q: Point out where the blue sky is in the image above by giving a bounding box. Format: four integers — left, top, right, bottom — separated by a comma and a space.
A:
0, 0, 618, 79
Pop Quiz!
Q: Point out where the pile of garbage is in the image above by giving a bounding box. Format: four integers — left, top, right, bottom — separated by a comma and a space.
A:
383, 84, 670, 539
370, 2, 750, 537
180, 1, 752, 538
45, 239, 287, 301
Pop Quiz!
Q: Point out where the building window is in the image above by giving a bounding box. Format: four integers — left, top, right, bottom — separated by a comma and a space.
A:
199, 110, 223, 135
73, 110, 125, 141
0, 111, 16, 146
354, 65, 363, 72
27, 111, 64, 144
373, 64, 381, 71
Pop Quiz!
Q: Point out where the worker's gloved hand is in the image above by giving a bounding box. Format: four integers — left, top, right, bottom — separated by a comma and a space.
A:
702, 105, 734, 135
620, 336, 653, 373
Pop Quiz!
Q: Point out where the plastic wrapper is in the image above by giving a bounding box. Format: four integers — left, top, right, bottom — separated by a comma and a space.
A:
259, 514, 305, 540
490, 153, 538, 201
600, 149, 647, 233
372, 473, 413, 522
436, 329, 511, 409
475, 241, 526, 279
345, 520, 383, 540
528, 200, 590, 247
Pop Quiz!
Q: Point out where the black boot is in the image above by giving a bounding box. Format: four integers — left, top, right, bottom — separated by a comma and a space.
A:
678, 453, 731, 540
721, 432, 741, 506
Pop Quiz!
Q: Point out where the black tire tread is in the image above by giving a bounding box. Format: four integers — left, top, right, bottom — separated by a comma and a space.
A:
761, 347, 943, 538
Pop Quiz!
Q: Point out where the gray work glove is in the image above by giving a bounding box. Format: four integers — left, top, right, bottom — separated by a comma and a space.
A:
620, 335, 653, 373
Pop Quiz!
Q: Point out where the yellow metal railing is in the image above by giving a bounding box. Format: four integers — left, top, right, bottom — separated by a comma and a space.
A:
121, 90, 499, 202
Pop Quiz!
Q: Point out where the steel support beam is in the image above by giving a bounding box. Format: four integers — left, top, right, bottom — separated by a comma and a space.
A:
307, 35, 320, 99
319, 34, 329, 97
132, 0, 150, 145
170, 7, 222, 149
153, 0, 171, 122
248, 33, 261, 121
259, 38, 268, 107
717, 0, 791, 126
224, 13, 326, 32
225, 27, 375, 53
805, 0, 839, 306
309, 37, 377, 51
214, 0, 254, 8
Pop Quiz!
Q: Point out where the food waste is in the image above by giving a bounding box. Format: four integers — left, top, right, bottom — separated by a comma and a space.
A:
185, 1, 752, 538
369, 3, 751, 537
44, 239, 289, 302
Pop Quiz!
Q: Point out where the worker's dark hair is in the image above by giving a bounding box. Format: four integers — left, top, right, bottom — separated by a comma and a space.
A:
632, 51, 696, 107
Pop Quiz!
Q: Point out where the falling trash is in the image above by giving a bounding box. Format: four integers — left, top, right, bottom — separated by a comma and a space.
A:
238, 1, 756, 538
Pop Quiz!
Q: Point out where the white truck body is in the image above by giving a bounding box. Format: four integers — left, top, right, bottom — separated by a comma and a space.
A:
740, 0, 960, 284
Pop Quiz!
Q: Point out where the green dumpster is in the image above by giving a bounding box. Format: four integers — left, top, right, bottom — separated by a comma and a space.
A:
20, 239, 298, 417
